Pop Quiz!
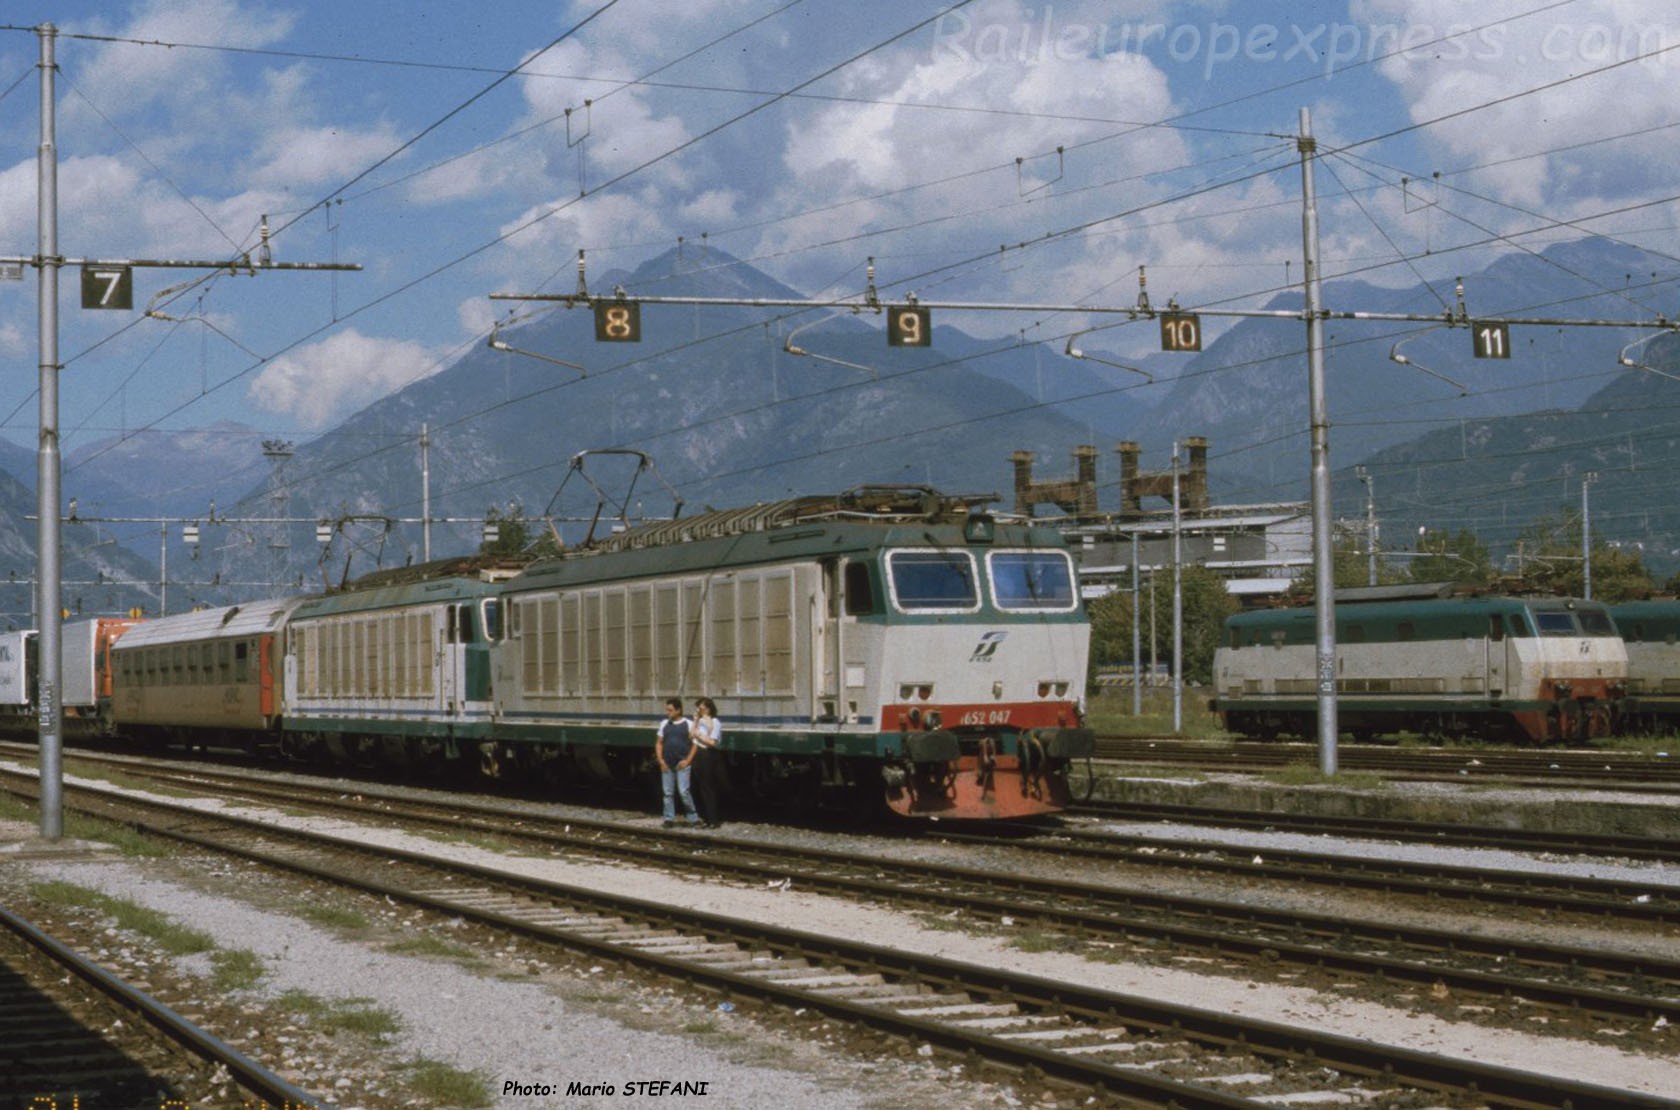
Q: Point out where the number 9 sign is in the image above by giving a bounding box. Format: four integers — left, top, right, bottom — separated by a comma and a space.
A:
887, 305, 931, 347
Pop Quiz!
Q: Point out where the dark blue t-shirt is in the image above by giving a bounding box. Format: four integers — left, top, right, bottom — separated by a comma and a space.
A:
658, 717, 693, 763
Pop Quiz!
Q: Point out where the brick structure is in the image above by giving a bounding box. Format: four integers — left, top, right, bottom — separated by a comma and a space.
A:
1115, 437, 1208, 515
1010, 445, 1100, 518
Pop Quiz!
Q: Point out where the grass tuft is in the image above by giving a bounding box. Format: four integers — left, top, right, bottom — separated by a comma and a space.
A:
400, 1058, 493, 1108
28, 880, 214, 954
209, 947, 266, 991
274, 989, 402, 1040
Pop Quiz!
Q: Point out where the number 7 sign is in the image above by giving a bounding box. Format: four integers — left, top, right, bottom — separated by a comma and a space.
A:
80, 265, 133, 310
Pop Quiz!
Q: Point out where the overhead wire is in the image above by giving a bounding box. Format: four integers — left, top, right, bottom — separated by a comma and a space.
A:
16, 0, 1680, 567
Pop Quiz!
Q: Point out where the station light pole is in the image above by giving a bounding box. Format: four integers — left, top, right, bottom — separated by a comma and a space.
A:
18, 23, 360, 840
1582, 471, 1598, 600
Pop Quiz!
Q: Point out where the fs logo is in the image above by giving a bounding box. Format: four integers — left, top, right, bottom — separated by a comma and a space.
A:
969, 631, 1007, 663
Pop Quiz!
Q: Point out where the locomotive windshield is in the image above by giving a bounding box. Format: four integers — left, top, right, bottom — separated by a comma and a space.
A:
1577, 608, 1617, 635
988, 551, 1078, 611
886, 550, 980, 611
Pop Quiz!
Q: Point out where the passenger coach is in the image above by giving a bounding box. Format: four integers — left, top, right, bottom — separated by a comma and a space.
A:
109, 599, 298, 746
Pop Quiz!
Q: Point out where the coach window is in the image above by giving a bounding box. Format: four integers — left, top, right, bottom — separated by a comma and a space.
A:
235, 642, 249, 683
843, 561, 877, 616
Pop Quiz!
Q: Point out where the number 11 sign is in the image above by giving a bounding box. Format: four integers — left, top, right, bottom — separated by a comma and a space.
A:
1472, 321, 1510, 359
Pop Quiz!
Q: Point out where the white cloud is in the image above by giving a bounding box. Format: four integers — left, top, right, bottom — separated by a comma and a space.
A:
496, 189, 673, 263
1353, 0, 1680, 211
246, 123, 408, 190
66, 0, 299, 125
0, 321, 24, 360
247, 329, 445, 428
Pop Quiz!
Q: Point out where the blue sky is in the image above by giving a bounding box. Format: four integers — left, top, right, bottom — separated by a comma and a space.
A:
1, 0, 1678, 463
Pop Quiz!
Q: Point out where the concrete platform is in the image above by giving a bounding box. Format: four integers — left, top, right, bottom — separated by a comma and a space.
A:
1082, 770, 1680, 839
0, 817, 115, 859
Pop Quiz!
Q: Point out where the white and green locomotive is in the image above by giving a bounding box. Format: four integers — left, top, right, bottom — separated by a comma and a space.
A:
1213, 592, 1627, 743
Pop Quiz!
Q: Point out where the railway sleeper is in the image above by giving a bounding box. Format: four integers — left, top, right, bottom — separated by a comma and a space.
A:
810, 985, 934, 1006
742, 963, 847, 983
994, 1026, 1114, 1044
944, 1014, 1066, 1033
684, 952, 804, 970
894, 1001, 1020, 1019
764, 973, 865, 990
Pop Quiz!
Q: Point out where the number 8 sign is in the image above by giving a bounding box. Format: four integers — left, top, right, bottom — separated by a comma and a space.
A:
593, 301, 641, 342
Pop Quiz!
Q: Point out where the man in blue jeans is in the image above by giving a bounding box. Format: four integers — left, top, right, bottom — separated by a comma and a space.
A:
655, 697, 701, 828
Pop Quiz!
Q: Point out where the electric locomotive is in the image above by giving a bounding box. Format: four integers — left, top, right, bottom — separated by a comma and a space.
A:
1213, 591, 1626, 743
280, 561, 515, 770
1607, 599, 1680, 732
489, 488, 1093, 818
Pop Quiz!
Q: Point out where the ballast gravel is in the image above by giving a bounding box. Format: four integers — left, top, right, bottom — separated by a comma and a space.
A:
7, 762, 1680, 1107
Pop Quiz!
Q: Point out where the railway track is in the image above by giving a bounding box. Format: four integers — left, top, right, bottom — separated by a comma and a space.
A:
966, 818, 1680, 925
5, 771, 1666, 1107
26, 742, 1680, 925
0, 898, 321, 1108
1094, 736, 1680, 789
13, 752, 1680, 1081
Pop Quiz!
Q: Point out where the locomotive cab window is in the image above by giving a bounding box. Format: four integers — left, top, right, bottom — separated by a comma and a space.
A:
1535, 612, 1577, 636
986, 551, 1078, 612
481, 599, 502, 641
884, 550, 980, 613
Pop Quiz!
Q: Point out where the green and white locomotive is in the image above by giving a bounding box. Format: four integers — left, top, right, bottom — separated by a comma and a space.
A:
1213, 591, 1627, 743
489, 489, 1093, 818
1607, 600, 1680, 733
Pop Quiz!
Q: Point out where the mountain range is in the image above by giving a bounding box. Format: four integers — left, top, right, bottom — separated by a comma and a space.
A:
0, 235, 1676, 619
